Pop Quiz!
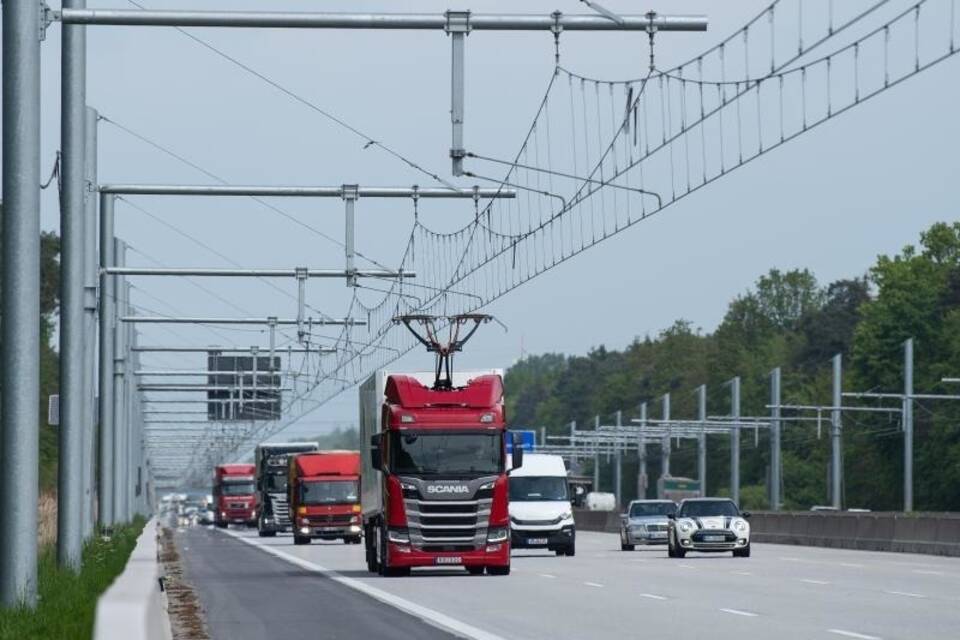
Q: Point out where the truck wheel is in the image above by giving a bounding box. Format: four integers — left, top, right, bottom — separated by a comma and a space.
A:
215, 521, 227, 529
258, 528, 276, 538
621, 542, 635, 551
365, 525, 379, 573
293, 535, 310, 545
466, 566, 485, 575
487, 564, 511, 576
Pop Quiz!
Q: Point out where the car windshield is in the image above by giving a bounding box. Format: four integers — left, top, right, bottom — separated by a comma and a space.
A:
300, 480, 359, 505
263, 473, 287, 493
221, 482, 254, 496
509, 477, 569, 502
629, 502, 676, 517
680, 500, 740, 517
390, 431, 502, 476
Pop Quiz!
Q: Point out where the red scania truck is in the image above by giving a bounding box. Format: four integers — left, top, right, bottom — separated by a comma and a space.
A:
288, 451, 363, 546
213, 463, 257, 528
359, 315, 523, 577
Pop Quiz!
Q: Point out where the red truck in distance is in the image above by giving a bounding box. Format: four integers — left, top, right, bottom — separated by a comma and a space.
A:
288, 451, 362, 546
213, 464, 257, 528
360, 314, 523, 577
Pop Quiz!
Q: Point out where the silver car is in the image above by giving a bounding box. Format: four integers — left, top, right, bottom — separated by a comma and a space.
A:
619, 500, 677, 550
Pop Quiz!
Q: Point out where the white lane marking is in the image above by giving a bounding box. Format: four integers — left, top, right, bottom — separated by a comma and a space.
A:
719, 608, 758, 617
584, 581, 604, 588
800, 578, 831, 585
538, 573, 556, 579
639, 593, 668, 600
884, 590, 926, 599
827, 629, 882, 640
221, 529, 506, 640
913, 569, 945, 576
839, 562, 864, 569
678, 563, 696, 569
731, 570, 753, 576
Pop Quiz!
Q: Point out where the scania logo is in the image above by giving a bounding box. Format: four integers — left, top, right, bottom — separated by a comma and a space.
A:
426, 485, 469, 494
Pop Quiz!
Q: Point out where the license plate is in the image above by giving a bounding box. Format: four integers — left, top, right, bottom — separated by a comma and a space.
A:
526, 537, 549, 545
435, 556, 462, 565
704, 535, 724, 542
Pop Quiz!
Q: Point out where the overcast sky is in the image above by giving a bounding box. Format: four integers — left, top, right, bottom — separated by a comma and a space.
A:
8, 0, 959, 443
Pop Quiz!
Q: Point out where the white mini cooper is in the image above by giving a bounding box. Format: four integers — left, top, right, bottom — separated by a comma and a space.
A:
667, 498, 751, 558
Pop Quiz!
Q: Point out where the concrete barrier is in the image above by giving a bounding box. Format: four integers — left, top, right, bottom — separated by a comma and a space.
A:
749, 511, 960, 557
574, 508, 960, 557
94, 517, 172, 640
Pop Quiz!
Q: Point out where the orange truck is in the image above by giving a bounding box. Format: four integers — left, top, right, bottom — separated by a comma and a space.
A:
288, 451, 362, 546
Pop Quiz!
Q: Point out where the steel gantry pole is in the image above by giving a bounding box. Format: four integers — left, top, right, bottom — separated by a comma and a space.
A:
660, 394, 671, 497
81, 105, 98, 540
98, 193, 116, 526
113, 242, 129, 523
903, 338, 914, 512
447, 11, 469, 175
730, 377, 741, 506
696, 385, 707, 497
831, 354, 843, 509
593, 415, 600, 491
614, 410, 623, 508
770, 368, 782, 511
56, 0, 87, 571
1, 0, 43, 607
637, 402, 648, 500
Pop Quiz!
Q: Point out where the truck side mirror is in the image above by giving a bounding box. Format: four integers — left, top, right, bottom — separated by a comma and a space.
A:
511, 433, 524, 470
370, 434, 383, 472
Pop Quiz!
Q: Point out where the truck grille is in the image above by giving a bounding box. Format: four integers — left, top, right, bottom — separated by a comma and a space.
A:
228, 502, 248, 510
271, 494, 290, 526
306, 514, 353, 526
405, 498, 492, 551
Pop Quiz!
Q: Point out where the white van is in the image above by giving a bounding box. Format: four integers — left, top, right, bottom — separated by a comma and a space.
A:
507, 454, 575, 556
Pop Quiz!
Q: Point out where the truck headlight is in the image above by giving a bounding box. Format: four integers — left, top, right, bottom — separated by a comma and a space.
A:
387, 528, 409, 544
559, 511, 573, 522
487, 528, 509, 543
479, 481, 495, 491
299, 527, 310, 535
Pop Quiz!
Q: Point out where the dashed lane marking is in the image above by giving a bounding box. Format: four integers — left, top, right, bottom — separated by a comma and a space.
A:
539, 574, 556, 579
221, 529, 507, 640
827, 629, 882, 640
719, 608, 758, 617
800, 579, 831, 585
638, 593, 668, 600
731, 570, 753, 576
913, 569, 946, 576
883, 590, 926, 599
584, 582, 604, 588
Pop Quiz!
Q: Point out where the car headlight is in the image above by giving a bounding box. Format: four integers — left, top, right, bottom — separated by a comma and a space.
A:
387, 528, 409, 544
487, 527, 509, 543
734, 519, 748, 531
679, 521, 694, 533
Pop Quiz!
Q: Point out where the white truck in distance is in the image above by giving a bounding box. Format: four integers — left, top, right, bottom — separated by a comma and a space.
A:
507, 453, 576, 556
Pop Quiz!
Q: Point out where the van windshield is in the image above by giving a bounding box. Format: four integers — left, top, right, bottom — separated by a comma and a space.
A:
390, 431, 502, 476
509, 477, 569, 502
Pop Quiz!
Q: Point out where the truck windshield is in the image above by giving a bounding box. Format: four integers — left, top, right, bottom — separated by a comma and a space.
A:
629, 502, 676, 517
221, 482, 254, 496
509, 477, 568, 501
390, 431, 502, 476
300, 480, 359, 505
263, 473, 287, 493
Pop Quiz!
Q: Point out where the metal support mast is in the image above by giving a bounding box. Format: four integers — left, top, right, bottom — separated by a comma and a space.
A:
696, 385, 707, 497
98, 193, 116, 525
831, 354, 843, 509
81, 105, 98, 540
1, 0, 43, 607
903, 339, 914, 512
637, 403, 647, 500
730, 377, 741, 506
660, 394, 671, 495
57, 0, 87, 571
614, 410, 622, 508
770, 367, 782, 511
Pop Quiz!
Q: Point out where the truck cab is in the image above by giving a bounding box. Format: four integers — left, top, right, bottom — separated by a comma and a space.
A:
213, 464, 256, 528
360, 370, 523, 577
507, 454, 576, 556
255, 442, 319, 536
288, 451, 362, 545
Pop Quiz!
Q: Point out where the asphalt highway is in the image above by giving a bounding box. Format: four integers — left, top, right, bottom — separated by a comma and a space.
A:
175, 526, 960, 640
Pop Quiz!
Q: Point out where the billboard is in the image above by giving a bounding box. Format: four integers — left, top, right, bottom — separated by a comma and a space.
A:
207, 353, 282, 421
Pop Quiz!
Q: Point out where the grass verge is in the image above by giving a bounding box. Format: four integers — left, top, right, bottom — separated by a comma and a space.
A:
0, 516, 147, 640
